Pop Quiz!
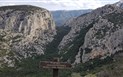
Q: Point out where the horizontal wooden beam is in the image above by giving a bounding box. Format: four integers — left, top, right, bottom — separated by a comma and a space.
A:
40, 61, 72, 69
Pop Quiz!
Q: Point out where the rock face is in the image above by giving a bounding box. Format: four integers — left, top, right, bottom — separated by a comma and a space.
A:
58, 3, 123, 63
0, 5, 56, 67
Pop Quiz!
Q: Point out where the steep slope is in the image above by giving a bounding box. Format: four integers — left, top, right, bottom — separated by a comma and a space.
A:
58, 3, 123, 63
0, 5, 56, 67
96, 51, 123, 77
51, 10, 92, 26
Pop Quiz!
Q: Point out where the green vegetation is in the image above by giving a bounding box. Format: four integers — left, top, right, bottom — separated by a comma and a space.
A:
103, 12, 123, 25
95, 30, 105, 39
71, 73, 81, 77
0, 57, 52, 77
0, 31, 6, 41
84, 74, 97, 77
61, 21, 96, 63
0, 27, 123, 77
73, 56, 113, 76
44, 26, 71, 60
0, 17, 123, 77
0, 56, 72, 77
0, 26, 72, 77
72, 51, 123, 77
84, 48, 92, 54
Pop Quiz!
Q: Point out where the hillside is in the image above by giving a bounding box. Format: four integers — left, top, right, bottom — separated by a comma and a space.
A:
51, 10, 92, 26
56, 1, 123, 77
0, 2, 123, 77
58, 4, 123, 63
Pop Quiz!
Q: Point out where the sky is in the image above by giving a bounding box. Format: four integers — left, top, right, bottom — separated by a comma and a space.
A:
0, 0, 119, 11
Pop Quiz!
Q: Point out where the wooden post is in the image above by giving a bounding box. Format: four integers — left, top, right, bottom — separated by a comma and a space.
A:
53, 58, 59, 77
53, 69, 59, 77
40, 58, 72, 77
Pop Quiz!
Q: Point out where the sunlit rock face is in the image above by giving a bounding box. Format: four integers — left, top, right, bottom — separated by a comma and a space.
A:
0, 5, 56, 67
58, 3, 123, 63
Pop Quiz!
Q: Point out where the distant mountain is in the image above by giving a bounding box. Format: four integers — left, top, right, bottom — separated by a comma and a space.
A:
51, 10, 92, 26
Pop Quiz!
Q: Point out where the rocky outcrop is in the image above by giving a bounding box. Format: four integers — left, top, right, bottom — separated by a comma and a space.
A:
81, 18, 123, 62
58, 3, 123, 63
0, 5, 56, 67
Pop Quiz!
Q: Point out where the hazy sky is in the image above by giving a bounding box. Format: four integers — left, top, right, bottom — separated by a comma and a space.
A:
0, 0, 119, 10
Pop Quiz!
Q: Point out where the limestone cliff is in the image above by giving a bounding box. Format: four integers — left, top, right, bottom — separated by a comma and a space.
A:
58, 3, 123, 63
0, 5, 56, 67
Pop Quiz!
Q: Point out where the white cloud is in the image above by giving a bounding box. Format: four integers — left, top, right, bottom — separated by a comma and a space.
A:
0, 0, 119, 10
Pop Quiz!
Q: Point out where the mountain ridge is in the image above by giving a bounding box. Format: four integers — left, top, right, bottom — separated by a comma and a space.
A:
58, 4, 123, 63
51, 9, 92, 26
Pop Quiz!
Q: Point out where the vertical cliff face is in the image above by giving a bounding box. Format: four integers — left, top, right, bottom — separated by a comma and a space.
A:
0, 5, 56, 67
58, 4, 123, 63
